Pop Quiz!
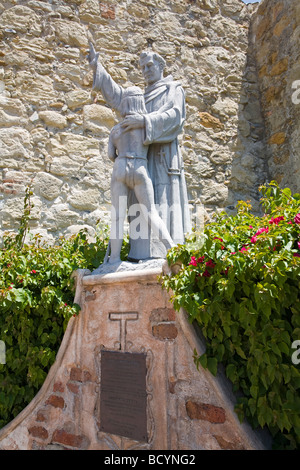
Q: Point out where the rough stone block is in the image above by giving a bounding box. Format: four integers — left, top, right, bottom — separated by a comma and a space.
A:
199, 112, 223, 130
45, 395, 65, 409
39, 111, 67, 129
1, 5, 41, 35
83, 104, 116, 132
268, 132, 286, 146
150, 307, 176, 323
186, 401, 226, 423
28, 426, 49, 440
34, 172, 63, 201
51, 429, 87, 448
152, 323, 178, 340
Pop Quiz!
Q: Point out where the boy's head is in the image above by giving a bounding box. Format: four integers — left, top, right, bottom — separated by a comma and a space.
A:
120, 86, 147, 117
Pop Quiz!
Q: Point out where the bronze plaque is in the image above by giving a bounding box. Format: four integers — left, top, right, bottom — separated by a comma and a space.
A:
100, 350, 148, 442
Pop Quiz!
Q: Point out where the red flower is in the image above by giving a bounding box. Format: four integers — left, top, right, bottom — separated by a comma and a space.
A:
189, 256, 198, 267
293, 253, 300, 258
255, 227, 269, 235
205, 259, 216, 268
294, 213, 300, 224
202, 270, 211, 277
269, 216, 284, 225
214, 237, 225, 249
250, 227, 268, 244
31, 269, 37, 274
189, 255, 205, 266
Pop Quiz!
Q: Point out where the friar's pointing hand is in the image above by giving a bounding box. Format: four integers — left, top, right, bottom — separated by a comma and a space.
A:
88, 41, 99, 70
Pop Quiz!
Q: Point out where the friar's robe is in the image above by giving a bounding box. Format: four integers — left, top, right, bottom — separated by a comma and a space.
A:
93, 65, 191, 260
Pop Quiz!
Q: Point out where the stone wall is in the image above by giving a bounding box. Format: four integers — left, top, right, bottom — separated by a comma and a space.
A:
251, 0, 300, 194
0, 0, 267, 243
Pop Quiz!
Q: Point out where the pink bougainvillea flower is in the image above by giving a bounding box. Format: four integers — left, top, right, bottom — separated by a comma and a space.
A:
202, 270, 211, 277
269, 216, 284, 225
294, 213, 300, 224
213, 237, 225, 249
250, 226, 269, 243
31, 269, 37, 274
240, 246, 249, 252
293, 253, 300, 257
298, 241, 300, 250
189, 256, 205, 266
287, 221, 293, 225
189, 256, 198, 267
255, 227, 269, 235
205, 259, 216, 269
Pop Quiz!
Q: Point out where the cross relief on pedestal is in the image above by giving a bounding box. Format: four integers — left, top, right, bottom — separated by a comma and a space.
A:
109, 312, 139, 351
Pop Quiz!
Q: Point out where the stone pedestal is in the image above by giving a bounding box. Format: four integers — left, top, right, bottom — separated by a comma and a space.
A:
0, 264, 270, 450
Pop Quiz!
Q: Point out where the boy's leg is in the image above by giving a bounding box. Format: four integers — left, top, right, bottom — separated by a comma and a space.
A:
109, 176, 129, 263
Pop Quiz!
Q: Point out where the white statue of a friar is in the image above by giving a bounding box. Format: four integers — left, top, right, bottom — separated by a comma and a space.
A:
88, 43, 191, 264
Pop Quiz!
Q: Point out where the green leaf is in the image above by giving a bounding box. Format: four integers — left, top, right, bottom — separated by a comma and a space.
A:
226, 363, 237, 383
207, 357, 218, 376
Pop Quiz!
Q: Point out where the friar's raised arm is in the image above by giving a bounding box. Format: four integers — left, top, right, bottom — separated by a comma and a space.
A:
88, 42, 124, 112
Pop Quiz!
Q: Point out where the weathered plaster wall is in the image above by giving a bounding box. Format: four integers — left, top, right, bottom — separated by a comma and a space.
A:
0, 0, 267, 243
251, 0, 300, 194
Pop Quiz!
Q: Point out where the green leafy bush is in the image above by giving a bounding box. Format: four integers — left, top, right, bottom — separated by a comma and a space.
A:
162, 182, 300, 449
0, 187, 117, 429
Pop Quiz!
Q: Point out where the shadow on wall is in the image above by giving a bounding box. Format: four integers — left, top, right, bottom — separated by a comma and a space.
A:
227, 8, 268, 216
250, 0, 300, 195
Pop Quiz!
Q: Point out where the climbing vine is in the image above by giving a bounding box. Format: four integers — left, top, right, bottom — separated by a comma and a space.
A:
162, 182, 300, 449
0, 187, 118, 429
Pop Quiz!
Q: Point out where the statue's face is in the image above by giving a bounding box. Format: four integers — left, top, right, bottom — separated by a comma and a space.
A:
140, 58, 163, 85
